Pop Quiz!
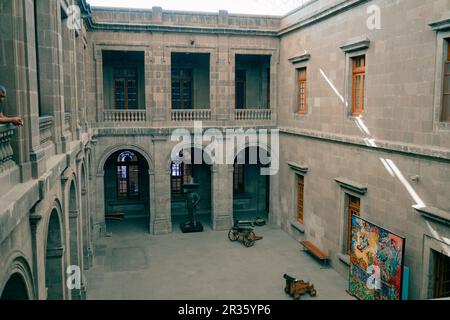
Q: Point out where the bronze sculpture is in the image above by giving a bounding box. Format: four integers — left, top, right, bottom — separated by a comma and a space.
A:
180, 180, 204, 233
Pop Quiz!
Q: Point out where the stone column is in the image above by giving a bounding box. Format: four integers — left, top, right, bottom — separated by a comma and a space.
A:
151, 33, 170, 122
144, 48, 153, 123
0, 0, 46, 180
94, 46, 104, 123
216, 35, 232, 122
211, 164, 234, 230
151, 137, 172, 234
29, 211, 45, 300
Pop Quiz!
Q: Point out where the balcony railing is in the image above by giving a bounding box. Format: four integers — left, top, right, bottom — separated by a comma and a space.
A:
39, 116, 53, 145
103, 110, 146, 122
0, 124, 15, 172
63, 112, 71, 132
171, 109, 211, 122
235, 109, 272, 121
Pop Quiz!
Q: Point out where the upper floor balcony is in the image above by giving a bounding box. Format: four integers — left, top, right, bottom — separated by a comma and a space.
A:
96, 50, 276, 128
0, 124, 15, 173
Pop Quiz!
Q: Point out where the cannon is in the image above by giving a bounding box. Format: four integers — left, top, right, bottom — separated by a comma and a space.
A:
228, 226, 263, 247
283, 274, 317, 300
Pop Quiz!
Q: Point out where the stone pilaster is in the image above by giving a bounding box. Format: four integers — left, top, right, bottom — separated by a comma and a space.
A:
211, 164, 234, 230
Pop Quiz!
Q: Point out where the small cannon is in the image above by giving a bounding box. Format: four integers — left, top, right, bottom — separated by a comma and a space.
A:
283, 274, 317, 300
228, 225, 263, 247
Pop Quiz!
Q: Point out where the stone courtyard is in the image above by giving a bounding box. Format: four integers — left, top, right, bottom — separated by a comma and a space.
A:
86, 218, 352, 300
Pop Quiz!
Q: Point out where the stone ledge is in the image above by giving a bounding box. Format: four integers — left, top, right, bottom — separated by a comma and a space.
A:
340, 37, 370, 53
335, 177, 367, 195
288, 162, 308, 175
279, 127, 450, 162
288, 53, 311, 64
429, 17, 450, 31
414, 206, 450, 226
279, 0, 368, 36
291, 220, 305, 233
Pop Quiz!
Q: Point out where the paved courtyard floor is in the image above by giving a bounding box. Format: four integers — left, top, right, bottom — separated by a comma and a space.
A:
86, 218, 354, 300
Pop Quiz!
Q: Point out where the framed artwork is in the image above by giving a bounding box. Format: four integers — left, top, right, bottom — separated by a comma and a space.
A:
349, 215, 406, 300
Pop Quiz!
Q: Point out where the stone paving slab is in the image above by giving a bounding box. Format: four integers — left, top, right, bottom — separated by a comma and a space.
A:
86, 218, 354, 300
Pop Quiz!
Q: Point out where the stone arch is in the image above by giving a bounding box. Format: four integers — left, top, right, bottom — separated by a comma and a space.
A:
0, 255, 34, 300
232, 145, 273, 222
102, 148, 153, 234
168, 144, 213, 229
45, 208, 65, 300
97, 145, 154, 175
165, 141, 213, 170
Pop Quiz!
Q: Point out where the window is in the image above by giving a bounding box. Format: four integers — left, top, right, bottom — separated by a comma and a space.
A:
442, 41, 450, 122
233, 162, 245, 194
114, 68, 138, 110
172, 68, 193, 109
345, 194, 361, 255
116, 151, 139, 199
297, 68, 307, 113
171, 162, 193, 195
297, 175, 304, 224
434, 251, 450, 298
351, 56, 365, 116
236, 69, 246, 109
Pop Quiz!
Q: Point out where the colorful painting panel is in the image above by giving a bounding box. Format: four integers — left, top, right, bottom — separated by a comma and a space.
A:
349, 215, 405, 300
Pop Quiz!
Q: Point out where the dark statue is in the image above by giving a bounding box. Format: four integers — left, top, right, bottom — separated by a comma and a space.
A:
180, 180, 204, 233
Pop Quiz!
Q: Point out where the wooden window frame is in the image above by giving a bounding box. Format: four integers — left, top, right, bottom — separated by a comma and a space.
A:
441, 40, 450, 122
297, 68, 307, 114
346, 194, 361, 255
171, 162, 194, 195
434, 251, 450, 298
116, 152, 140, 200
296, 175, 305, 224
172, 68, 193, 110
113, 68, 138, 110
351, 56, 365, 116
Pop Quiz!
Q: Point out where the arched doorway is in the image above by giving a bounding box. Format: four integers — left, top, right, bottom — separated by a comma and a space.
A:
103, 150, 150, 233
170, 148, 212, 229
45, 209, 64, 300
0, 273, 29, 300
233, 147, 270, 222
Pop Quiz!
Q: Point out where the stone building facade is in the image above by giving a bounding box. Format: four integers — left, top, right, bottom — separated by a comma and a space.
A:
0, 0, 449, 300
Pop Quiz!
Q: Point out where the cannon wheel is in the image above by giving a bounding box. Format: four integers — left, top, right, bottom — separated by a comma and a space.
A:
247, 231, 256, 241
310, 288, 317, 297
243, 237, 255, 247
293, 293, 301, 301
228, 229, 239, 241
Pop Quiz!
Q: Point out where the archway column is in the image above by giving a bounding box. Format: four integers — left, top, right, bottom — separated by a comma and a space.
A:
152, 168, 172, 234
81, 188, 93, 269
94, 172, 106, 238
211, 164, 234, 231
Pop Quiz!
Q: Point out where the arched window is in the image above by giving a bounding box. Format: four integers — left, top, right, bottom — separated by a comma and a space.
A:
117, 151, 139, 199
171, 150, 195, 195
170, 162, 193, 195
